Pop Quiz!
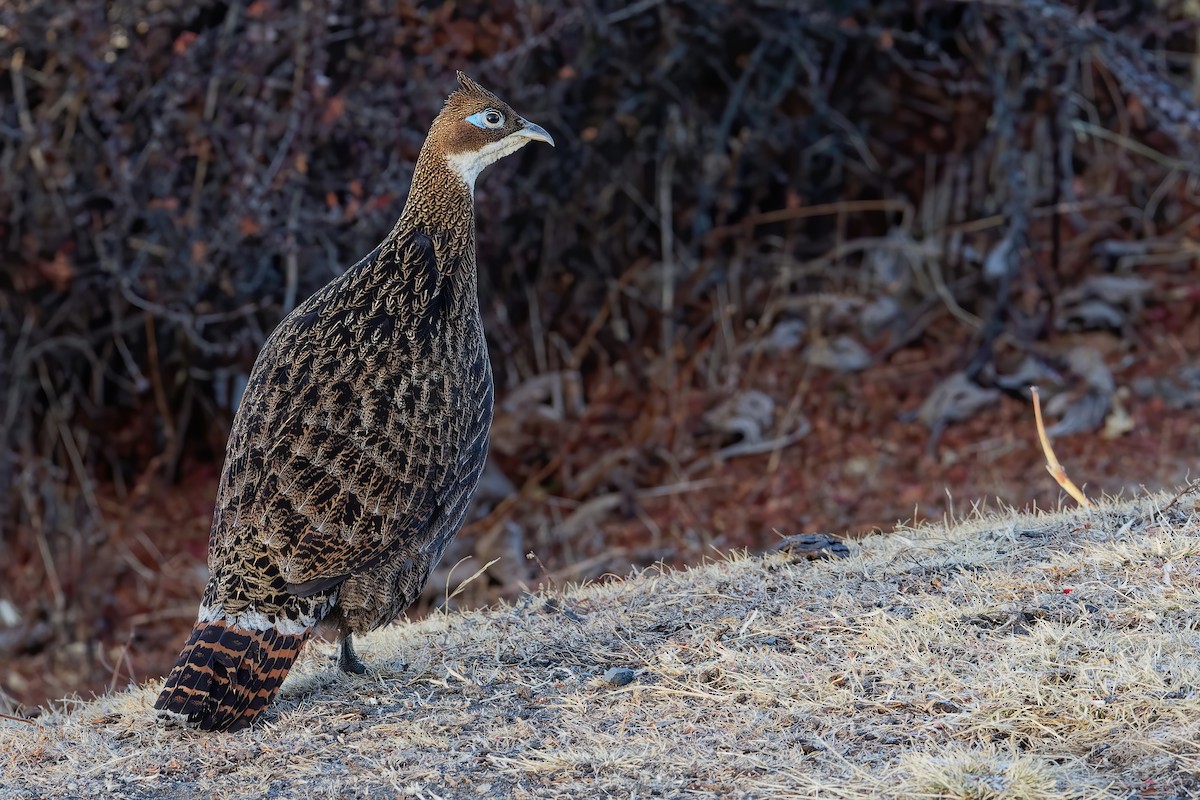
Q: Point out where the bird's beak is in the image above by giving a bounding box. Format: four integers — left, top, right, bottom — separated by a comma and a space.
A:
515, 119, 555, 147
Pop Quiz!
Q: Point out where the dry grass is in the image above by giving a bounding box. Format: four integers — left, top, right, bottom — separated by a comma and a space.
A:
4, 493, 1200, 799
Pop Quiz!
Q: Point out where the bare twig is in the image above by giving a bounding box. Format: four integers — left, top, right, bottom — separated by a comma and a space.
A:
1160, 478, 1200, 514
1071, 120, 1199, 173
0, 713, 37, 727
605, 0, 666, 25
283, 190, 302, 315
685, 423, 813, 476
658, 111, 678, 386
11, 62, 72, 232
704, 199, 914, 242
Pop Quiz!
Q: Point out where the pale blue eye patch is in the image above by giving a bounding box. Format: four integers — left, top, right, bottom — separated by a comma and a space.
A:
466, 110, 505, 129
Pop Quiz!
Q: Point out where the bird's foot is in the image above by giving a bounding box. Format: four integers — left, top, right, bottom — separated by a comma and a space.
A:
338, 634, 368, 675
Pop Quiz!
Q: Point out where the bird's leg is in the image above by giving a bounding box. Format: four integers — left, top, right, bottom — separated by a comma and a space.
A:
337, 629, 368, 675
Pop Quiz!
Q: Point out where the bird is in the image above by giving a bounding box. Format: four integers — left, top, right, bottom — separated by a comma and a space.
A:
154, 72, 554, 732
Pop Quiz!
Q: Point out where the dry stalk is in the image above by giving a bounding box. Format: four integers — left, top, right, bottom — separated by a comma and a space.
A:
444, 557, 502, 604
1030, 385, 1093, 509
0, 713, 37, 727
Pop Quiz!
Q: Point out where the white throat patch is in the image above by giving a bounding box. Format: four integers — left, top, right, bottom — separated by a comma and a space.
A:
446, 137, 530, 195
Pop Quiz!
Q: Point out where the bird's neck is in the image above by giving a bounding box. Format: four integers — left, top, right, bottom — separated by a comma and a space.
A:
397, 149, 476, 253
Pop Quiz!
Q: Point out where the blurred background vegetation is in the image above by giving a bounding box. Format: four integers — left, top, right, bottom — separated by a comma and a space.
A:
3, 0, 1200, 713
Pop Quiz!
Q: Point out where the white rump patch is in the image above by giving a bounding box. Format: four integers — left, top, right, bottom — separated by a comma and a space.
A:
235, 608, 276, 632
197, 602, 224, 623
197, 601, 313, 636
155, 708, 191, 727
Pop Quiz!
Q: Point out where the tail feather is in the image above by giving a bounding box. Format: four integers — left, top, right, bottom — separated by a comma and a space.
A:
154, 618, 310, 732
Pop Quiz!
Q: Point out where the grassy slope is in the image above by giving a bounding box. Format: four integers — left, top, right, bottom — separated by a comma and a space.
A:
3, 494, 1200, 799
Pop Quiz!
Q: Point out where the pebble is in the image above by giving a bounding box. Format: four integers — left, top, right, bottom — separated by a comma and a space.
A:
603, 667, 636, 686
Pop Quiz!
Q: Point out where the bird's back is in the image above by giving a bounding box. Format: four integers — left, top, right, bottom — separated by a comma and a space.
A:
212, 229, 492, 622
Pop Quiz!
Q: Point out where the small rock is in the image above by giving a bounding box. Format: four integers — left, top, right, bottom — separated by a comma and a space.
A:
772, 533, 851, 561
603, 667, 636, 687
860, 296, 901, 339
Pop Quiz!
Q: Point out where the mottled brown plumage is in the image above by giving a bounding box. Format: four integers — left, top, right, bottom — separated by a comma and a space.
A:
155, 73, 553, 732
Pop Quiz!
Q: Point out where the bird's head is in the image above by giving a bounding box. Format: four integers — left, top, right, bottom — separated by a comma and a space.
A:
431, 71, 555, 193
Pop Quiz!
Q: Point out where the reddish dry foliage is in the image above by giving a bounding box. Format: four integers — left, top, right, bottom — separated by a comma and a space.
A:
3, 0, 1200, 711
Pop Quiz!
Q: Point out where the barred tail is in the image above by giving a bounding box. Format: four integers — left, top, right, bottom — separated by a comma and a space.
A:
153, 616, 310, 732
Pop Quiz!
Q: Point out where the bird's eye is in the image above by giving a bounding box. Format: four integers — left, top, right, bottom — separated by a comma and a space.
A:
467, 109, 505, 130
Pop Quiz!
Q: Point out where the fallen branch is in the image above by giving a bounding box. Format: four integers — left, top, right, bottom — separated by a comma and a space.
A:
1030, 385, 1094, 509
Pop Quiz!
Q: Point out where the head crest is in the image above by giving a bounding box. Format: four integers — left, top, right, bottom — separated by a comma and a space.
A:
444, 71, 500, 112
456, 71, 482, 93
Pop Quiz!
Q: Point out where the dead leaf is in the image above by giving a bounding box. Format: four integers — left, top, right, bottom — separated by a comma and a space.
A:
1035, 346, 1116, 437
983, 229, 1017, 282
190, 240, 208, 265
321, 95, 347, 127
741, 319, 805, 356
805, 336, 871, 373
703, 390, 774, 443
1045, 391, 1110, 437
860, 296, 901, 339
172, 32, 196, 56
1102, 390, 1134, 439
239, 217, 262, 237
40, 251, 74, 291
1057, 275, 1152, 331
913, 372, 1000, 444
991, 356, 1061, 393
